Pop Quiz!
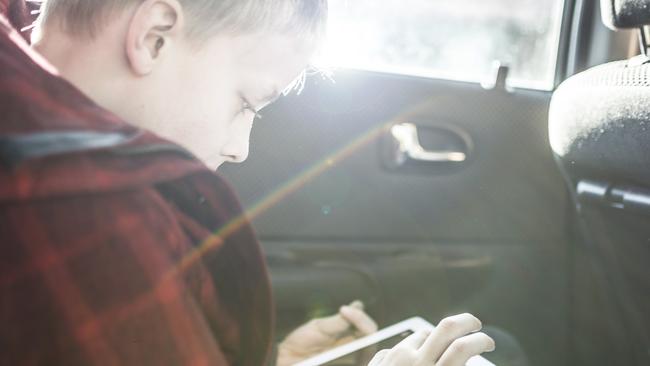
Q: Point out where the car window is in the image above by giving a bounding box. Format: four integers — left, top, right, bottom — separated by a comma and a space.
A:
316, 0, 566, 90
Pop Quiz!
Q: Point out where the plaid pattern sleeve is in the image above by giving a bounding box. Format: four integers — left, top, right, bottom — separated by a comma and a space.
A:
0, 184, 260, 365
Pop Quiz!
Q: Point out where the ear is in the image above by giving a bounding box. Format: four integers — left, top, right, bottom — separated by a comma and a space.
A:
125, 0, 184, 76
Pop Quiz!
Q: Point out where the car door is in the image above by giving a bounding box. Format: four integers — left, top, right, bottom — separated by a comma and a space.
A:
222, 1, 573, 365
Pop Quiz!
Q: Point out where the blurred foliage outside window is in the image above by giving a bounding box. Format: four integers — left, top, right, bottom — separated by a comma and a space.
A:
316, 0, 565, 90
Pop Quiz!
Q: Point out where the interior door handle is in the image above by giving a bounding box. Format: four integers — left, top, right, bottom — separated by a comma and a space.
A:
391, 123, 467, 165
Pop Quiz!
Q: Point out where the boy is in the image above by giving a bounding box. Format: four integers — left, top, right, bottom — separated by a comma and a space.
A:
0, 1, 494, 365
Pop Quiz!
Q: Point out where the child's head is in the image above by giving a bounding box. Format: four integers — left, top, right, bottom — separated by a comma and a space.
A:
39, 0, 327, 41
34, 0, 327, 169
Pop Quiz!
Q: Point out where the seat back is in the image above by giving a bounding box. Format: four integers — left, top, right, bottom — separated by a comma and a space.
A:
549, 1, 650, 364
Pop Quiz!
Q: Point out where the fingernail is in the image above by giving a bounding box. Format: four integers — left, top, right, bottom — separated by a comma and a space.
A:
350, 300, 363, 309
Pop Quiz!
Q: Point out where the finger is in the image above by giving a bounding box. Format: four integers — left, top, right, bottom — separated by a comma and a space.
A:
420, 313, 482, 360
314, 312, 354, 337
339, 305, 378, 335
368, 349, 390, 366
312, 301, 369, 337
396, 330, 430, 350
436, 332, 495, 366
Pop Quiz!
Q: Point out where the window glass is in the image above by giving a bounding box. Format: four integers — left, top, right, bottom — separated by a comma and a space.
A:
316, 0, 566, 90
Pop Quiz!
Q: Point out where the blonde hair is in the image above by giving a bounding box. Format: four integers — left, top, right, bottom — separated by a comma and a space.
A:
38, 0, 328, 40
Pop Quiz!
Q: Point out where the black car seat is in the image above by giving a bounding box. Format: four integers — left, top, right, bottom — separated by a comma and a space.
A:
549, 1, 650, 365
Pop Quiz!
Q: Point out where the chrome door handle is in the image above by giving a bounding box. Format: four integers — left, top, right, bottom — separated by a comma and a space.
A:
391, 123, 467, 165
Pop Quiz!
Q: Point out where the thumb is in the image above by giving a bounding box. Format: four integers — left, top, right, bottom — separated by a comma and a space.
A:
340, 302, 378, 335
349, 300, 364, 310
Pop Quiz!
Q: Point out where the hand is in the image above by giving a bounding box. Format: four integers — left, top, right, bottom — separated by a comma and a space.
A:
368, 313, 495, 366
276, 300, 378, 366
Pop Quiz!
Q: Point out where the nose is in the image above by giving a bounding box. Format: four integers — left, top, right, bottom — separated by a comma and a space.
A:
220, 135, 249, 163
222, 145, 249, 163
221, 117, 253, 163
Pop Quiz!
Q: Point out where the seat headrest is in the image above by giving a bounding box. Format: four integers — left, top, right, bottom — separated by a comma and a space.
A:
549, 60, 650, 184
601, 0, 650, 30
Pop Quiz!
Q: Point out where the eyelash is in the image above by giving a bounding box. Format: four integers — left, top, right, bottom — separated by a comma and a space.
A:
240, 97, 262, 120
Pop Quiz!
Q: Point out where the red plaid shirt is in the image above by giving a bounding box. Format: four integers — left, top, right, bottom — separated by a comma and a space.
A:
0, 2, 273, 365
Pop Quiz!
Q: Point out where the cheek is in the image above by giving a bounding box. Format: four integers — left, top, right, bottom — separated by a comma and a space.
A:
179, 77, 236, 145
159, 51, 242, 164
190, 108, 234, 155
162, 93, 236, 164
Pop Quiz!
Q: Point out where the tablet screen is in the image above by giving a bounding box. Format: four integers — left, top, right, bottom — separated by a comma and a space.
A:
321, 331, 414, 366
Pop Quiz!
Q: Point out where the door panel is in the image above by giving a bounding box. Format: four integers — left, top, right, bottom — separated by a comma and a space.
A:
224, 73, 565, 241
221, 70, 570, 365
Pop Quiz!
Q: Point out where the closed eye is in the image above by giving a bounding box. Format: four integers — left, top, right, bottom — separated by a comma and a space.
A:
240, 96, 263, 120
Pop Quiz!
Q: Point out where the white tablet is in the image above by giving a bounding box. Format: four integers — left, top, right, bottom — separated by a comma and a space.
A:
294, 317, 496, 366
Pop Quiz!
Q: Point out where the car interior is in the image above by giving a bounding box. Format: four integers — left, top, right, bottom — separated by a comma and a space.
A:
218, 0, 649, 365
